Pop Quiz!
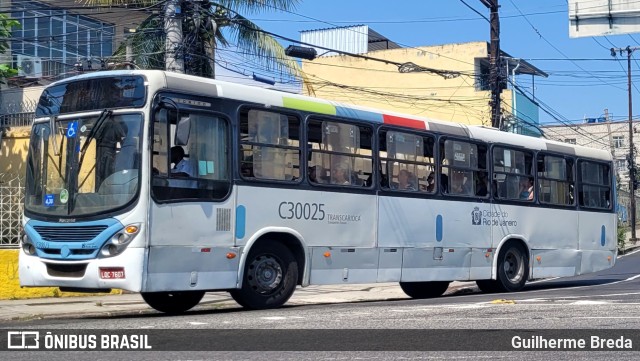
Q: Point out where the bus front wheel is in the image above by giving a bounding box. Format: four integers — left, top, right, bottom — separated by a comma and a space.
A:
230, 242, 298, 310
477, 241, 529, 293
141, 291, 205, 314
399, 281, 450, 299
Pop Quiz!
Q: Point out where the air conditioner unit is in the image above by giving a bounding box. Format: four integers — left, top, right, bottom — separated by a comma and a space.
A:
15, 55, 43, 78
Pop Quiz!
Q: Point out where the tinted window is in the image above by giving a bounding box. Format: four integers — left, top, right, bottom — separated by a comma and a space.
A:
239, 109, 301, 182
579, 161, 611, 209
537, 154, 575, 206
379, 130, 436, 193
492, 147, 535, 201
36, 76, 146, 116
307, 118, 373, 187
440, 139, 488, 197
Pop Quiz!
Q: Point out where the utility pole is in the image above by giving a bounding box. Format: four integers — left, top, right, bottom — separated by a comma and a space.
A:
611, 46, 640, 243
165, 0, 184, 73
481, 0, 502, 129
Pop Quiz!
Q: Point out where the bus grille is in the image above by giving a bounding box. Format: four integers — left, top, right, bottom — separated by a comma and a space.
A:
33, 226, 108, 242
216, 208, 231, 231
46, 263, 88, 278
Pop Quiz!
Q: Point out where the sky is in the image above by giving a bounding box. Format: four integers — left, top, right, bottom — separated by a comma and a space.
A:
214, 0, 640, 127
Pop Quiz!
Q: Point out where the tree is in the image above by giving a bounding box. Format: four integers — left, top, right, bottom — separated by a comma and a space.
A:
79, 0, 308, 87
0, 14, 20, 83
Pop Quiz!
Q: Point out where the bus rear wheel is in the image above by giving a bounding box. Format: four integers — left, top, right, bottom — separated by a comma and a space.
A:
399, 281, 450, 299
141, 291, 205, 314
477, 242, 529, 293
230, 242, 298, 310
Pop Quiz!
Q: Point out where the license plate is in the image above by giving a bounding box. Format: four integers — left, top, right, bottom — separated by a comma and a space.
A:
99, 267, 125, 279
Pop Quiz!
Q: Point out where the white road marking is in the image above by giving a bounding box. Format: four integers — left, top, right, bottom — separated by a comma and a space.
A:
571, 300, 609, 305
618, 248, 640, 258
626, 274, 640, 281
261, 316, 289, 320
188, 322, 208, 325
528, 277, 560, 284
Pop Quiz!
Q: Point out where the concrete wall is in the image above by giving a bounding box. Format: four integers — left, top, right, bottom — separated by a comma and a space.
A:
302, 42, 506, 126
0, 126, 30, 178
1, 86, 43, 114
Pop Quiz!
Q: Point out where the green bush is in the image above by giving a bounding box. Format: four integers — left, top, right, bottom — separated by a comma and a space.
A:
618, 225, 628, 251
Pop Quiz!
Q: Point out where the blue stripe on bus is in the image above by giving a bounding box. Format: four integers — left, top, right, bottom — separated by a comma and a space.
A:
436, 215, 443, 242
335, 106, 384, 123
601, 225, 606, 246
235, 205, 246, 239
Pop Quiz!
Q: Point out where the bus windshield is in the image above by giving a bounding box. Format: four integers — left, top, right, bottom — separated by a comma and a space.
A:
25, 113, 143, 218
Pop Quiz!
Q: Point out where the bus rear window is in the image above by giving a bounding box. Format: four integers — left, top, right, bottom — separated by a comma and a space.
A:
36, 76, 146, 116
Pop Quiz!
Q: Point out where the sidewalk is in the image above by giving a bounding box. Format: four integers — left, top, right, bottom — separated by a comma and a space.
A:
620, 229, 640, 255
0, 282, 475, 322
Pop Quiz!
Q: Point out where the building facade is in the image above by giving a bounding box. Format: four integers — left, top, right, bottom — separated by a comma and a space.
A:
299, 26, 547, 133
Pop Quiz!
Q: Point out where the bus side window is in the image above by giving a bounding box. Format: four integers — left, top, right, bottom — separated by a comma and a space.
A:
307, 118, 373, 187
239, 109, 301, 182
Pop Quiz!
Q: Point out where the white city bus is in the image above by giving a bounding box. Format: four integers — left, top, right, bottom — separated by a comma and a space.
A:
20, 70, 617, 313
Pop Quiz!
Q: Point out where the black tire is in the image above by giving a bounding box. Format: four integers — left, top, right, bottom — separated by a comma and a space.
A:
475, 279, 500, 293
399, 281, 450, 299
230, 242, 298, 310
478, 242, 529, 293
141, 291, 205, 314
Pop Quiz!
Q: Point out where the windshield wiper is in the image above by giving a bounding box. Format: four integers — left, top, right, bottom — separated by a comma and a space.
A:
70, 109, 112, 214
78, 109, 113, 172
49, 115, 59, 156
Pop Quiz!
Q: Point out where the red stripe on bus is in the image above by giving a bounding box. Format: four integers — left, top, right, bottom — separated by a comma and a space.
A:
382, 114, 426, 129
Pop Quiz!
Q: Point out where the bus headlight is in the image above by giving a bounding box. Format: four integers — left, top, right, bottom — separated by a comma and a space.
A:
21, 233, 36, 256
100, 224, 141, 257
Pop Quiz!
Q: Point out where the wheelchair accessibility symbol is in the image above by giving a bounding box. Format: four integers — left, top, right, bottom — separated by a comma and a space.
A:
66, 121, 78, 138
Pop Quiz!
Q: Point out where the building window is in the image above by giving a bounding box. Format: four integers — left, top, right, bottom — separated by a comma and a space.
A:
613, 135, 624, 148
564, 138, 576, 145
616, 159, 627, 172
11, 1, 115, 77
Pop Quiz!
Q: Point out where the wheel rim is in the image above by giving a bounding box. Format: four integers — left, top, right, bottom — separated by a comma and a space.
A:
247, 254, 283, 294
502, 248, 524, 283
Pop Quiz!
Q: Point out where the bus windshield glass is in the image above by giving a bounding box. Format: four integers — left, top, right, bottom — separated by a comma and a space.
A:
25, 113, 143, 218
35, 76, 145, 117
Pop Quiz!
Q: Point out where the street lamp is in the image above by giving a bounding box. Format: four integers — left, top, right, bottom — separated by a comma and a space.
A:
285, 45, 460, 79
285, 45, 317, 60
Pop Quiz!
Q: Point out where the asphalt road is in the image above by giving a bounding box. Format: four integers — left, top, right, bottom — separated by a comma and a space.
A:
3, 250, 640, 360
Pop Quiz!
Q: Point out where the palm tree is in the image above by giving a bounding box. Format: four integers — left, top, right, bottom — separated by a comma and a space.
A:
79, 0, 306, 86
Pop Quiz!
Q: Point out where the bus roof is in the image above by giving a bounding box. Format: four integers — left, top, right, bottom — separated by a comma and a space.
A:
48, 70, 613, 162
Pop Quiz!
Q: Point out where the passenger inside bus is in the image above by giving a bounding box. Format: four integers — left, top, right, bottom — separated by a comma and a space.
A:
308, 165, 318, 183
394, 169, 416, 191
450, 170, 471, 195
170, 146, 193, 177
426, 172, 436, 192
475, 171, 488, 197
440, 173, 449, 193
331, 164, 351, 185
519, 177, 534, 200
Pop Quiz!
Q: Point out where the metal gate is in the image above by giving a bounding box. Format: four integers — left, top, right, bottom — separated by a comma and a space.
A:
0, 173, 24, 248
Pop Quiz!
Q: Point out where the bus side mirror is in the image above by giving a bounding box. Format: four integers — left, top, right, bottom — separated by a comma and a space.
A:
156, 108, 168, 123
174, 116, 191, 146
